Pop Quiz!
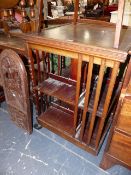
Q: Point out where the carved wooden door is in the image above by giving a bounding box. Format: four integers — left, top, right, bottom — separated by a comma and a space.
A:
0, 49, 32, 133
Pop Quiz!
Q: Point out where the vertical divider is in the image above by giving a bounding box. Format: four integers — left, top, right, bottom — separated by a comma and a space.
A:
46, 53, 50, 73
58, 55, 61, 76
73, 54, 82, 135
95, 61, 120, 149
87, 59, 106, 145
79, 56, 94, 141
35, 49, 41, 83
42, 51, 47, 80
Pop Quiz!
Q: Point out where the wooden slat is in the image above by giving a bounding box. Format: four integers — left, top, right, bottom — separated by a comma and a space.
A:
114, 0, 125, 48
46, 53, 50, 73
95, 61, 120, 148
79, 56, 94, 140
73, 54, 82, 134
83, 55, 114, 68
87, 59, 106, 144
58, 55, 61, 75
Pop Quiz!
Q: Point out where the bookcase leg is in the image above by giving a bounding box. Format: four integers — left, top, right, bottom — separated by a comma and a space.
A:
100, 153, 115, 170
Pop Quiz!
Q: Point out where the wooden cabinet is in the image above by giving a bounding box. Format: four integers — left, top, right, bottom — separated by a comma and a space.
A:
100, 57, 131, 170
108, 131, 131, 166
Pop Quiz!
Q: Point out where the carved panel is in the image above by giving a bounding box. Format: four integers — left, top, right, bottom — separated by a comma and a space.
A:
0, 49, 32, 133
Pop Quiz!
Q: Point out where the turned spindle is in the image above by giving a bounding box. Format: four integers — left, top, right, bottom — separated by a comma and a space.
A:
20, 0, 27, 22
29, 0, 35, 18
3, 9, 9, 21
8, 9, 15, 21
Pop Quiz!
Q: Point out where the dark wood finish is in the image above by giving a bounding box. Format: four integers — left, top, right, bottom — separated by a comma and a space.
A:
37, 103, 96, 155
0, 49, 32, 133
38, 104, 74, 135
100, 56, 131, 170
35, 75, 76, 106
12, 23, 129, 60
0, 0, 19, 9
0, 33, 27, 56
70, 59, 78, 80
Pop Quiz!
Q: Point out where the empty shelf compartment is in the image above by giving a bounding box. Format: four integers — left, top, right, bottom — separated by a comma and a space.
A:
37, 105, 74, 136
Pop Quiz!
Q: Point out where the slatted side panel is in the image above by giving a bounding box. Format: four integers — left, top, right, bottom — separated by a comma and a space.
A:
95, 61, 120, 148
79, 56, 120, 149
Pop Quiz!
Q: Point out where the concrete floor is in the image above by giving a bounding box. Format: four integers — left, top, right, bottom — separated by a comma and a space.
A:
0, 103, 130, 175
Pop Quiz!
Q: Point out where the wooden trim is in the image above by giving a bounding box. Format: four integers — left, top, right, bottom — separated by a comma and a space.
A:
27, 42, 126, 63
8, 32, 125, 61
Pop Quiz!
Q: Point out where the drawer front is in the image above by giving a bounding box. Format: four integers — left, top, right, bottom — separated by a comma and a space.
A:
109, 131, 131, 166
116, 98, 131, 134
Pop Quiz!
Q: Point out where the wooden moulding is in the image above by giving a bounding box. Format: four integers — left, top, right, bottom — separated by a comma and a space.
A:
26, 41, 127, 63
9, 31, 127, 63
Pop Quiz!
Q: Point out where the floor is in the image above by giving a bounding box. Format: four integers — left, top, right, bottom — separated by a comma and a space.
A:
0, 103, 130, 175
